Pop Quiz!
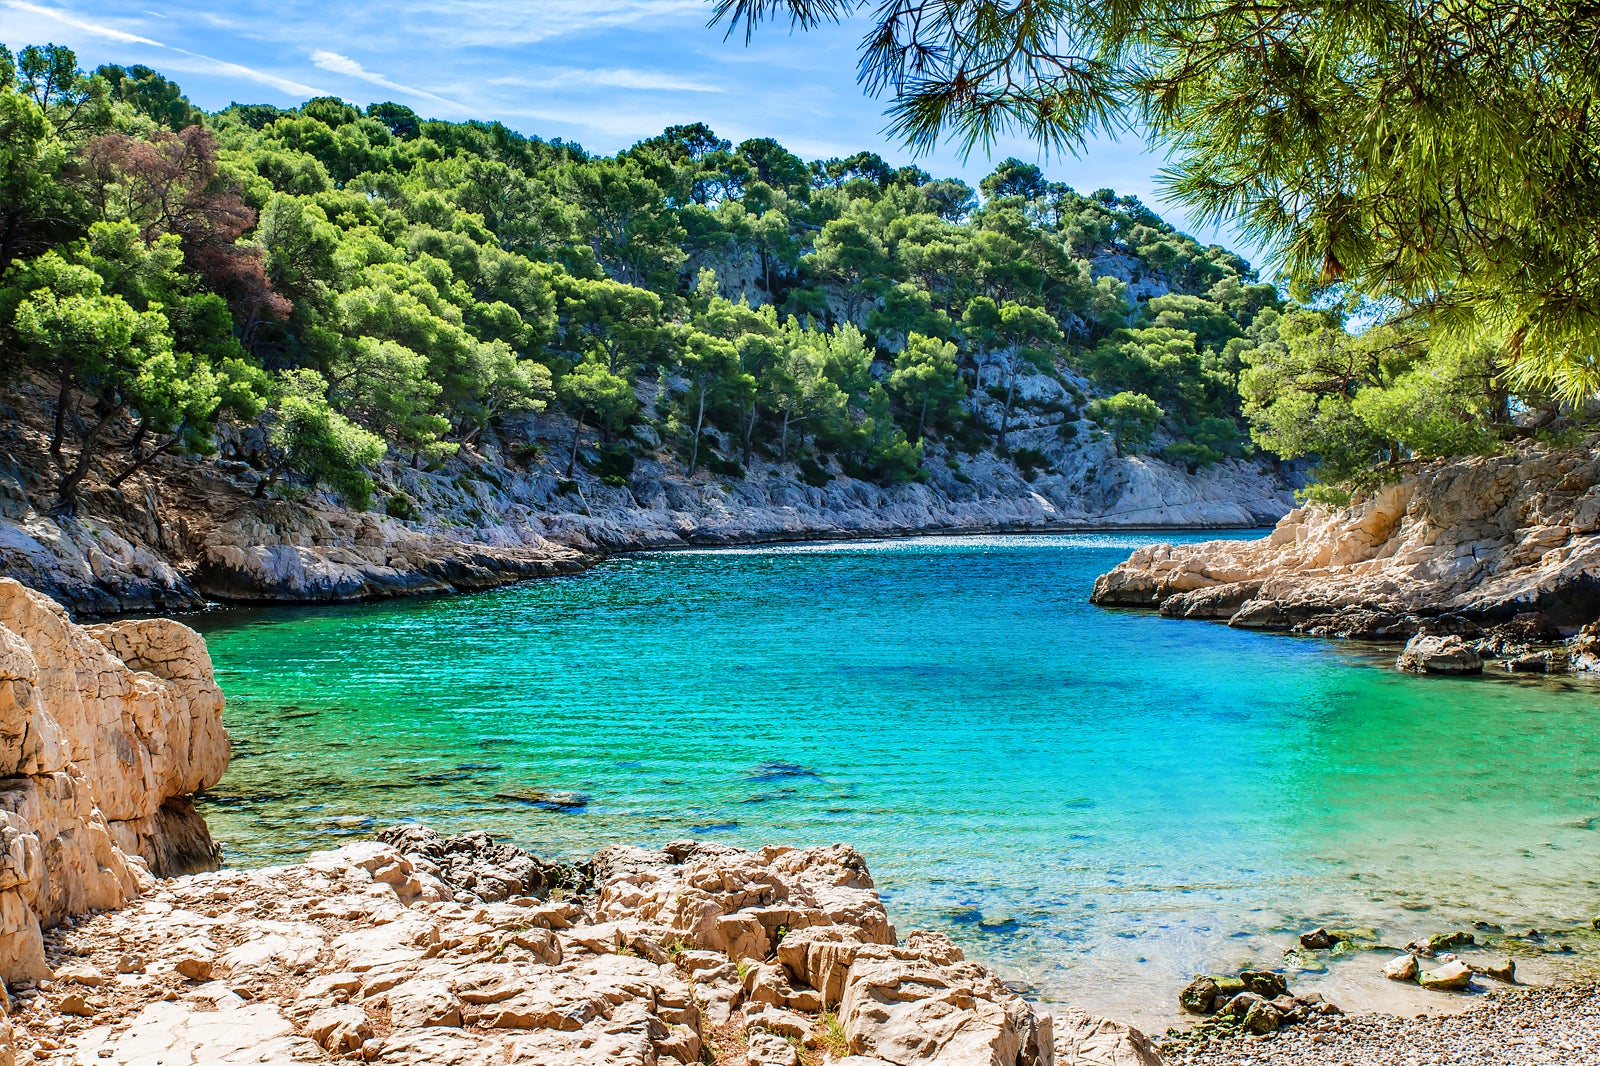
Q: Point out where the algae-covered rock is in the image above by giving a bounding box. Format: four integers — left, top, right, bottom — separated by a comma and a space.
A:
1213, 975, 1245, 996
1239, 969, 1289, 998
1477, 958, 1516, 983
1429, 931, 1476, 952
1242, 1000, 1282, 1035
1179, 975, 1219, 1014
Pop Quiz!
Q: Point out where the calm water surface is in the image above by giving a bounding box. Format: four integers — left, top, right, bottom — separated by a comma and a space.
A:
191, 532, 1600, 1025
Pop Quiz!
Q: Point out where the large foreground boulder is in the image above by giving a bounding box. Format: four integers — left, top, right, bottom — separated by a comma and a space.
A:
0, 579, 228, 982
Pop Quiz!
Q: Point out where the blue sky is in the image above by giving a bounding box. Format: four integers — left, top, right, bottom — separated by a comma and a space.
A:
1, 0, 1256, 264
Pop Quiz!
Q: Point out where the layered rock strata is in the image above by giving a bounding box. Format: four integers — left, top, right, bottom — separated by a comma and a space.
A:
7, 830, 1165, 1066
0, 579, 228, 984
1092, 444, 1600, 634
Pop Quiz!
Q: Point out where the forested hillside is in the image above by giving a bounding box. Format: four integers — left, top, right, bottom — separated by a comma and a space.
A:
0, 43, 1291, 523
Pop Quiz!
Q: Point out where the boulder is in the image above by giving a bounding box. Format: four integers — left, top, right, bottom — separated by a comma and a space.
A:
1474, 958, 1516, 983
1052, 1008, 1165, 1065
747, 1029, 801, 1066
1298, 928, 1337, 950
838, 955, 1051, 1066
388, 977, 463, 1028
1383, 954, 1419, 981
1177, 975, 1219, 1014
305, 1004, 374, 1053
1396, 634, 1483, 675
1238, 970, 1289, 998
1418, 959, 1473, 991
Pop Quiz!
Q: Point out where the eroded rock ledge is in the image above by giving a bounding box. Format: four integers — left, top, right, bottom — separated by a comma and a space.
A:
1091, 444, 1600, 636
7, 827, 1164, 1066
0, 578, 227, 986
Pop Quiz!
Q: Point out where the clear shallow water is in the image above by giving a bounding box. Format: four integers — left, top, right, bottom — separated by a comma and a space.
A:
191, 532, 1600, 1025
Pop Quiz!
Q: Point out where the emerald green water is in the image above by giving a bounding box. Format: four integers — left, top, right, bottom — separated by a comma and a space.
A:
192, 533, 1600, 1024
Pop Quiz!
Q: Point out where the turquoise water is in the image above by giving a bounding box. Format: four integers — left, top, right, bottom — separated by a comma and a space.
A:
192, 533, 1600, 1024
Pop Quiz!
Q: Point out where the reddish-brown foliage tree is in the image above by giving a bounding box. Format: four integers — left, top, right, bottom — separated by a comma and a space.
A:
80, 126, 290, 328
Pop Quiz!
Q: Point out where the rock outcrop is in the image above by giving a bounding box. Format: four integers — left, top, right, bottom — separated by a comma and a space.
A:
0, 579, 228, 984
1092, 444, 1600, 635
8, 830, 1167, 1066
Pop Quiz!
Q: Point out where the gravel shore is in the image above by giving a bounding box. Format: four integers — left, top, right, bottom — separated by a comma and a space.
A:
1163, 984, 1600, 1066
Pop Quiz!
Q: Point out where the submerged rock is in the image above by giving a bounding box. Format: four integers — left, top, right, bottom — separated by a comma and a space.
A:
1474, 958, 1517, 983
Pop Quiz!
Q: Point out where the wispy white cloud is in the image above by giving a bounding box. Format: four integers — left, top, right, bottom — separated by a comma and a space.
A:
490, 67, 721, 94
2, 0, 325, 96
364, 0, 707, 48
309, 49, 464, 109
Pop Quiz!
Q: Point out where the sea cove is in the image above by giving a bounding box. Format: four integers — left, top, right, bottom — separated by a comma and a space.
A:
192, 532, 1600, 1026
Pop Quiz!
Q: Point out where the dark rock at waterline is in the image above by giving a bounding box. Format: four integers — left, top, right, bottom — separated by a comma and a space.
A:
1158, 581, 1263, 620
1501, 611, 1566, 643
1240, 970, 1290, 998
1396, 634, 1483, 675
1180, 976, 1221, 1014
376, 824, 592, 901
1299, 927, 1341, 950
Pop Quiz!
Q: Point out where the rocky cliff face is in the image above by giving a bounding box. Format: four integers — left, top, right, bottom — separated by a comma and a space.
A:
0, 579, 228, 983
1091, 443, 1600, 632
0, 376, 1293, 616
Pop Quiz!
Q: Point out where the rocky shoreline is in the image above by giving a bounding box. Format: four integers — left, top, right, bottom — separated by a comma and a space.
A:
7, 826, 1175, 1066
0, 379, 1293, 619
1091, 443, 1600, 662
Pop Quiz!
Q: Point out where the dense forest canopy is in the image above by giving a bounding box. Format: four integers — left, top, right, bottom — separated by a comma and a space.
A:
0, 42, 1550, 517
717, 0, 1600, 441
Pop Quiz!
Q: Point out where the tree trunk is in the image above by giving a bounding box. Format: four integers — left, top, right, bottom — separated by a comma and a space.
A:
917, 396, 928, 441
109, 434, 179, 490
0, 211, 19, 273
50, 369, 72, 461
1000, 363, 1017, 453
566, 412, 585, 477
53, 410, 116, 516
689, 386, 707, 476
779, 408, 791, 460
741, 400, 755, 466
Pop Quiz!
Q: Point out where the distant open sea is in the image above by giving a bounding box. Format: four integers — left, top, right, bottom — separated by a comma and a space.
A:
192, 532, 1600, 1026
